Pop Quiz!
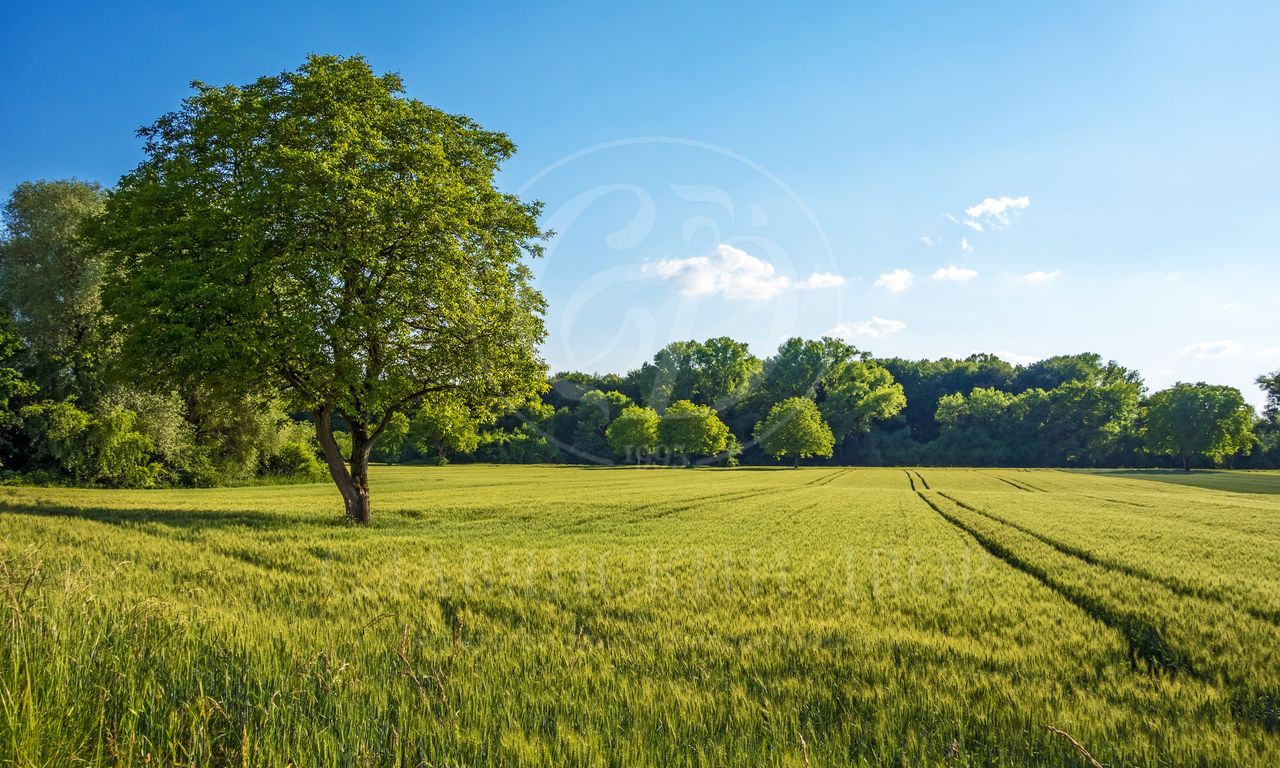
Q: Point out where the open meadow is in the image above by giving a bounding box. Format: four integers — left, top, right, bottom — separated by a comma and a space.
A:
3, 466, 1280, 767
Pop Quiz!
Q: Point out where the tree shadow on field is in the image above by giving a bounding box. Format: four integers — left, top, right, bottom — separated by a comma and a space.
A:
1090, 469, 1280, 495
0, 500, 323, 532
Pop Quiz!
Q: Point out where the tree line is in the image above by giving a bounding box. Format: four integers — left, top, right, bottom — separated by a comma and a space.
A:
1, 55, 1277, 522
2, 176, 1274, 483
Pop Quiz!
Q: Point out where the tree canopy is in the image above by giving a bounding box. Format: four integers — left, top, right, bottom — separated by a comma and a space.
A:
606, 406, 660, 463
1145, 383, 1256, 470
658, 400, 731, 464
754, 397, 834, 467
93, 55, 548, 521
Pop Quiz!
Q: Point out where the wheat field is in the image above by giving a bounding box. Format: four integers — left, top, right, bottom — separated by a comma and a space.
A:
3, 466, 1279, 766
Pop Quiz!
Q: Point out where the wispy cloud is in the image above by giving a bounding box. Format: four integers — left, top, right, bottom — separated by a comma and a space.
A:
920, 236, 938, 247
874, 268, 913, 293
646, 243, 842, 300
931, 264, 978, 282
796, 272, 846, 290
964, 195, 1031, 226
960, 237, 974, 253
1023, 269, 1062, 283
1180, 340, 1242, 359
830, 317, 907, 340
962, 220, 984, 233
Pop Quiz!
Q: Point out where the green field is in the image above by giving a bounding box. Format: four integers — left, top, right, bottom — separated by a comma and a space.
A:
3, 466, 1280, 767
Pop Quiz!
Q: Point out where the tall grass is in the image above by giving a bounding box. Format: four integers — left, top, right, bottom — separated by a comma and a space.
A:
2, 466, 1279, 766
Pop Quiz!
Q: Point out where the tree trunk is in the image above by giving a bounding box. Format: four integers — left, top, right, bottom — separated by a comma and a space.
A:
1181, 453, 1190, 473
793, 456, 800, 469
315, 407, 373, 523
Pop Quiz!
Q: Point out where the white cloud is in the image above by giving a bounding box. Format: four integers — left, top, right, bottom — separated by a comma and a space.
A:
796, 272, 846, 289
1179, 340, 1242, 359
931, 264, 978, 282
964, 195, 1031, 225
943, 213, 960, 223
1222, 301, 1240, 310
1022, 269, 1062, 283
960, 237, 974, 253
874, 268, 913, 293
920, 236, 938, 247
830, 317, 907, 340
647, 244, 789, 300
1257, 347, 1280, 361
645, 244, 843, 300
962, 220, 984, 232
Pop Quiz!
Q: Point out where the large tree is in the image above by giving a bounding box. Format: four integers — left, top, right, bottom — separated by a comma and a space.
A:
1145, 383, 1256, 471
754, 397, 834, 467
95, 55, 547, 521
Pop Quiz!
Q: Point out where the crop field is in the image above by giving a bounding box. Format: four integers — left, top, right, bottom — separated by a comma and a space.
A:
3, 466, 1280, 767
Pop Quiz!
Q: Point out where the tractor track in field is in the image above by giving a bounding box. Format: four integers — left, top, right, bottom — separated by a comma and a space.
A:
1079, 494, 1151, 509
806, 467, 851, 487
991, 474, 1042, 493
916, 487, 1280, 731
643, 474, 845, 521
913, 489, 1197, 676
903, 469, 931, 491
936, 491, 1280, 628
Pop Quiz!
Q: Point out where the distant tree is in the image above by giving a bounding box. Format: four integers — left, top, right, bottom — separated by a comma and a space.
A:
94, 55, 547, 521
410, 395, 489, 464
370, 411, 411, 464
754, 397, 834, 467
1259, 371, 1280, 423
691, 337, 762, 408
1145, 383, 1256, 471
658, 400, 730, 465
0, 180, 108, 402
879, 355, 1016, 442
570, 390, 633, 461
819, 358, 906, 444
1013, 353, 1138, 393
606, 406, 660, 463
934, 387, 1023, 466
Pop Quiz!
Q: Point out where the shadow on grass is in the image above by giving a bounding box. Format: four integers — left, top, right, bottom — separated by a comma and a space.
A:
1088, 469, 1280, 495
0, 500, 340, 531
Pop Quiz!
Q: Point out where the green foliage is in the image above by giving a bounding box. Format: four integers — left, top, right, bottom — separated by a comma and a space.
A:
1259, 370, 1280, 423
19, 401, 161, 487
605, 406, 660, 462
1145, 383, 1257, 469
628, 337, 761, 410
410, 395, 489, 461
568, 389, 633, 460
819, 358, 906, 441
93, 55, 548, 519
0, 179, 109, 403
370, 411, 411, 464
880, 354, 1017, 442
658, 400, 730, 461
754, 396, 834, 464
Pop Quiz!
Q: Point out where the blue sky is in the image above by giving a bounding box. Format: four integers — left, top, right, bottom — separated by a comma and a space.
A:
3, 1, 1278, 406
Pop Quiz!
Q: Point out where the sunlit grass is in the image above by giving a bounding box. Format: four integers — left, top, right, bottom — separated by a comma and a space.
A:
2, 465, 1279, 766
